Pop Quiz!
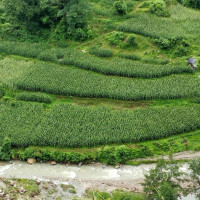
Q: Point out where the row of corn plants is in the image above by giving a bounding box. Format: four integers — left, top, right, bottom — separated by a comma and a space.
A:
0, 102, 200, 148
12, 60, 200, 101
16, 91, 53, 103
118, 5, 200, 40
0, 41, 192, 78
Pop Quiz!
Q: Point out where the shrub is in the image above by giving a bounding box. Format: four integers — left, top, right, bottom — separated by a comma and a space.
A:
114, 1, 127, 15
155, 38, 172, 50
149, 0, 170, 17
73, 28, 88, 41
127, 35, 137, 46
12, 148, 94, 164
0, 137, 11, 161
89, 46, 113, 57
106, 31, 125, 45
16, 92, 53, 103
178, 0, 200, 9
175, 46, 189, 57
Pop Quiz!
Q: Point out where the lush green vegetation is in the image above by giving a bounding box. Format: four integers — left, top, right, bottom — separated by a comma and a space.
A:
1, 0, 91, 41
1, 101, 200, 148
0, 57, 198, 101
0, 0, 200, 168
118, 4, 200, 40
0, 41, 192, 78
16, 91, 53, 103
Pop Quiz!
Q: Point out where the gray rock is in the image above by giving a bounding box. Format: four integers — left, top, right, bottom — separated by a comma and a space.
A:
188, 57, 197, 70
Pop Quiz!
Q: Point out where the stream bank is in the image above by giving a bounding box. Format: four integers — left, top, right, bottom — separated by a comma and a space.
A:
0, 161, 198, 199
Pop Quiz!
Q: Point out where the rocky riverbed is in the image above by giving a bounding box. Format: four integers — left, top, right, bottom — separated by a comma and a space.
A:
0, 161, 198, 199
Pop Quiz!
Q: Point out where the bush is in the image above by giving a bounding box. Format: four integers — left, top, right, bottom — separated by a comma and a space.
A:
97, 146, 133, 165
114, 1, 127, 15
127, 35, 137, 46
175, 46, 189, 57
89, 46, 113, 57
16, 92, 53, 103
0, 137, 11, 161
73, 28, 88, 41
12, 148, 94, 164
106, 31, 125, 45
149, 0, 170, 17
178, 0, 200, 9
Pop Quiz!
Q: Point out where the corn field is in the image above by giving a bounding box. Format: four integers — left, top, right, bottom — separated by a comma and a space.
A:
118, 5, 200, 40
14, 60, 200, 101
0, 102, 200, 147
0, 41, 192, 79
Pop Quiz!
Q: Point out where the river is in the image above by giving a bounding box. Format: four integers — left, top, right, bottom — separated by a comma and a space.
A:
0, 161, 197, 199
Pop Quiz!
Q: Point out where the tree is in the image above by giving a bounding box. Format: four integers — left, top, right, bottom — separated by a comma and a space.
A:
143, 159, 189, 200
2, 0, 91, 40
0, 137, 11, 161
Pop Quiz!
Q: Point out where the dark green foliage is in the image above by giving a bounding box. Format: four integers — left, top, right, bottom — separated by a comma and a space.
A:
178, 0, 200, 9
175, 46, 189, 57
89, 46, 113, 57
1, 102, 200, 148
155, 37, 182, 50
2, 0, 91, 41
143, 159, 187, 200
97, 146, 132, 165
127, 35, 137, 46
155, 38, 173, 50
12, 148, 93, 163
16, 92, 53, 103
0, 137, 11, 161
114, 1, 127, 15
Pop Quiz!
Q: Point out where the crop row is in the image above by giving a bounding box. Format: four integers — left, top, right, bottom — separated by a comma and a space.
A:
118, 5, 200, 40
0, 41, 192, 78
12, 60, 200, 101
1, 102, 200, 148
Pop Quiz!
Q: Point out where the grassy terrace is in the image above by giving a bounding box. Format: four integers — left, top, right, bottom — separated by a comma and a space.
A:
0, 41, 192, 78
0, 57, 199, 101
0, 100, 200, 148
0, 0, 200, 165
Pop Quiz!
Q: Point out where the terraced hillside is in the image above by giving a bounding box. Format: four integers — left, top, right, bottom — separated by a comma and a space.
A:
0, 0, 200, 162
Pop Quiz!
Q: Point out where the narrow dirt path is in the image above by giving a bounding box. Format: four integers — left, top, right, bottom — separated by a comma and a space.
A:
133, 151, 200, 162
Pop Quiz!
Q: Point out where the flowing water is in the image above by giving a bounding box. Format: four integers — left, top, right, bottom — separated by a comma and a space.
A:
0, 161, 197, 199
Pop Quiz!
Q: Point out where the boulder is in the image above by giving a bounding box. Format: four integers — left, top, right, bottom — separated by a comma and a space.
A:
115, 165, 120, 169
36, 180, 41, 185
8, 180, 16, 187
50, 161, 57, 165
27, 158, 36, 165
18, 186, 26, 194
